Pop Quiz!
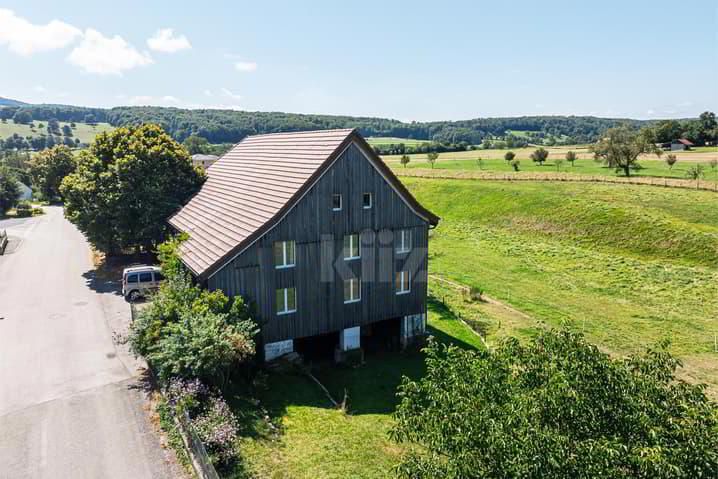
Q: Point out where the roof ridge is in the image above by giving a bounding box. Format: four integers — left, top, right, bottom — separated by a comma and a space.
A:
243, 128, 356, 140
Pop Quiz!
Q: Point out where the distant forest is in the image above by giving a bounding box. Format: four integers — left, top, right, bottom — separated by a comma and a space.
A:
0, 103, 647, 146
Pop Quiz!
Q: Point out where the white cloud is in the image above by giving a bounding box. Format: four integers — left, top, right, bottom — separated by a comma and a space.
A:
147, 28, 191, 53
0, 8, 81, 55
33, 85, 47, 93
234, 61, 257, 72
221, 88, 242, 101
67, 29, 153, 75
203, 89, 213, 97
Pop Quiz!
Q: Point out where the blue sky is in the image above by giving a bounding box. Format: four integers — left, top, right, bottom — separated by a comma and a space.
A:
1, 0, 716, 121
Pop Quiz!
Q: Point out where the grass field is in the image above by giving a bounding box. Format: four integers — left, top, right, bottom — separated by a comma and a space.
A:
0, 119, 114, 144
405, 179, 718, 391
383, 145, 718, 165
365, 137, 431, 148
386, 152, 718, 183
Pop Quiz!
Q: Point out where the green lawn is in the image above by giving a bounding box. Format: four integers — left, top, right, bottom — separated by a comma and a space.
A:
365, 137, 431, 148
0, 119, 114, 144
405, 178, 718, 392
229, 304, 482, 479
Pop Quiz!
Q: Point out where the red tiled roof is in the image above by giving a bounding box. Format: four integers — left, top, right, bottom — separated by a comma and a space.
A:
169, 129, 439, 278
676, 138, 694, 146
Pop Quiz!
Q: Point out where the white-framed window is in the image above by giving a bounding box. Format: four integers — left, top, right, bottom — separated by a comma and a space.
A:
362, 192, 373, 209
343, 233, 360, 260
343, 277, 361, 303
396, 270, 411, 295
396, 229, 412, 254
276, 287, 297, 315
332, 194, 342, 211
273, 240, 296, 269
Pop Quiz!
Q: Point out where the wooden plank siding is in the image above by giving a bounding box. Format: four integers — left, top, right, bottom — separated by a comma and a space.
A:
207, 141, 430, 344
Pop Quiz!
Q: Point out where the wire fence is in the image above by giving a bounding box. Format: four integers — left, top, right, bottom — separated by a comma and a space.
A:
396, 169, 718, 192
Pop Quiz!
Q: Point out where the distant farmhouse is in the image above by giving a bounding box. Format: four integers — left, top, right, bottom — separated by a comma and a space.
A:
661, 138, 694, 151
170, 129, 439, 361
191, 154, 219, 169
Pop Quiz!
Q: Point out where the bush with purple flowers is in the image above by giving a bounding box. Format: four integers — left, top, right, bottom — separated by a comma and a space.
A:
165, 377, 240, 468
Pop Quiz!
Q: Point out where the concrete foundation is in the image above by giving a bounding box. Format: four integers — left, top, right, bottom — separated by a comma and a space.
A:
400, 313, 426, 349
264, 339, 294, 361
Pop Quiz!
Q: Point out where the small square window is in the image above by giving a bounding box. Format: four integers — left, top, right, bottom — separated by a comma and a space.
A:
343, 234, 360, 260
332, 194, 342, 211
396, 229, 412, 254
274, 240, 296, 268
396, 271, 411, 295
276, 287, 296, 315
362, 192, 372, 209
139, 272, 153, 283
343, 277, 361, 303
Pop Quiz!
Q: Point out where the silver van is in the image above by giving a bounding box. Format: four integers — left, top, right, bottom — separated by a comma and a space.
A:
121, 265, 163, 301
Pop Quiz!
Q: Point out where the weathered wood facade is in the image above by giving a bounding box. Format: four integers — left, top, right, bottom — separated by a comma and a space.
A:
207, 142, 431, 344
170, 129, 438, 358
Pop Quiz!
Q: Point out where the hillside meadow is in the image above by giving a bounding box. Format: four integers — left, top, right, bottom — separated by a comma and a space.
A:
0, 119, 114, 144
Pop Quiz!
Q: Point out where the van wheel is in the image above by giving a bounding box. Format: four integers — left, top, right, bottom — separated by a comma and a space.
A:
128, 290, 141, 302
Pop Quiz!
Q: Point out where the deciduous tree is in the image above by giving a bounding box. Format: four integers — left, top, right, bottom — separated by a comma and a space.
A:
665, 153, 678, 170
530, 147, 549, 166
565, 150, 577, 166
504, 151, 515, 163
29, 145, 76, 201
0, 166, 21, 215
400, 154, 411, 168
427, 151, 439, 169
391, 328, 718, 479
591, 124, 657, 177
60, 124, 205, 255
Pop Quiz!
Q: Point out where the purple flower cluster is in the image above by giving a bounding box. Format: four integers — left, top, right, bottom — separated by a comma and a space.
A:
191, 395, 239, 464
166, 377, 209, 412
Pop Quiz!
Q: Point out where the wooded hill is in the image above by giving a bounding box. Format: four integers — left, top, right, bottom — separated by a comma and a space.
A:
0, 102, 646, 145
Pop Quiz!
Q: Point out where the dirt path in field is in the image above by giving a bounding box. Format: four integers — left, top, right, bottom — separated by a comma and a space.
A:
396, 168, 718, 192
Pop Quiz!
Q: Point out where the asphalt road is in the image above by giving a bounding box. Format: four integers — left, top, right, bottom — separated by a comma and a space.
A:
0, 207, 185, 478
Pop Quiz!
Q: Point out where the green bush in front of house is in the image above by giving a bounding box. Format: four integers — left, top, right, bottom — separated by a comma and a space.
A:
129, 235, 258, 385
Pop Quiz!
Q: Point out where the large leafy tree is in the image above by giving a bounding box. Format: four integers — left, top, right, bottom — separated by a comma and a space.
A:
182, 134, 211, 155
61, 124, 205, 254
391, 328, 718, 479
530, 147, 549, 166
28, 145, 76, 201
591, 124, 657, 177
0, 165, 21, 215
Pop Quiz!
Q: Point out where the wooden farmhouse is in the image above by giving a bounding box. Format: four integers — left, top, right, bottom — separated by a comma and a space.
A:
169, 129, 439, 361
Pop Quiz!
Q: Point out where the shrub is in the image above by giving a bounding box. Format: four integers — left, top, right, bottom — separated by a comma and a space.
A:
165, 378, 239, 468
192, 395, 240, 466
128, 236, 258, 385
15, 201, 32, 217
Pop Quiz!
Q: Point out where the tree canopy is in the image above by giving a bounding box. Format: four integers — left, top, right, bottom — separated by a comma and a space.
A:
391, 328, 718, 479
591, 124, 657, 177
29, 145, 76, 201
60, 124, 205, 254
0, 165, 21, 215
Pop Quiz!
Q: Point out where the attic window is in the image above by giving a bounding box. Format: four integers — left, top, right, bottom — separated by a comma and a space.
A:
362, 192, 373, 209
332, 194, 342, 211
